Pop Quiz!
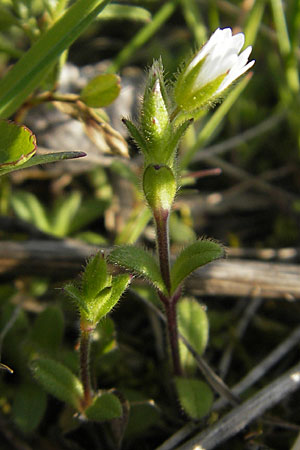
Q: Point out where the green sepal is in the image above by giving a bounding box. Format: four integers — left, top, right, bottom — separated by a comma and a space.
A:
80, 74, 121, 108
178, 298, 209, 374
143, 164, 177, 213
31, 358, 83, 410
141, 61, 172, 162
143, 59, 170, 113
174, 55, 226, 113
122, 118, 149, 157
174, 57, 206, 108
82, 253, 109, 302
183, 74, 226, 112
0, 120, 36, 170
170, 239, 224, 294
167, 119, 193, 160
174, 377, 213, 420
85, 392, 122, 421
108, 245, 167, 295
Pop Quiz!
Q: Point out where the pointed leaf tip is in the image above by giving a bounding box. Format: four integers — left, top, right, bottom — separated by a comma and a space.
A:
171, 239, 224, 294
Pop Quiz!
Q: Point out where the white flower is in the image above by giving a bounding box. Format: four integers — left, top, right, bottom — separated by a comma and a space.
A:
187, 27, 255, 94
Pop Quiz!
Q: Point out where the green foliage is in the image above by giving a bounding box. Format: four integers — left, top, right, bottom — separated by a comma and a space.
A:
30, 306, 64, 355
170, 239, 224, 294
82, 253, 109, 301
108, 245, 167, 295
11, 190, 108, 237
0, 120, 36, 170
85, 392, 122, 421
0, 0, 111, 118
0, 150, 86, 176
65, 253, 131, 325
80, 74, 121, 108
12, 384, 47, 433
178, 298, 209, 374
32, 357, 84, 410
98, 4, 152, 23
174, 377, 213, 420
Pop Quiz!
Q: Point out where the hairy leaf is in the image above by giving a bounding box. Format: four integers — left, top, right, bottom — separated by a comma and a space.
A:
175, 377, 213, 419
85, 392, 122, 421
109, 245, 167, 295
178, 298, 209, 374
170, 239, 224, 294
32, 358, 83, 409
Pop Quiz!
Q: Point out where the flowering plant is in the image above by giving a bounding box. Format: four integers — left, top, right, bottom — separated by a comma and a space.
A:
174, 28, 255, 116
110, 27, 255, 418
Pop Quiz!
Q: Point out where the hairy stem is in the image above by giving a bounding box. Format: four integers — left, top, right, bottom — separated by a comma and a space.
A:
79, 320, 93, 408
166, 300, 182, 376
154, 209, 171, 293
155, 209, 182, 375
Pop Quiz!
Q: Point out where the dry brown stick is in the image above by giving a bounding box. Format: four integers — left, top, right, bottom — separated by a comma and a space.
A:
176, 362, 300, 450
1, 240, 300, 299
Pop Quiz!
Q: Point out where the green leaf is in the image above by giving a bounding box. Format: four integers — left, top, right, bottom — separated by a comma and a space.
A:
10, 191, 50, 233
80, 74, 121, 108
32, 358, 83, 409
115, 205, 152, 245
87, 286, 112, 324
174, 377, 213, 420
31, 306, 64, 354
0, 121, 36, 169
64, 283, 89, 315
82, 253, 109, 302
85, 392, 122, 421
170, 239, 224, 294
95, 274, 131, 321
178, 298, 209, 374
12, 384, 47, 433
51, 191, 82, 237
122, 118, 149, 157
108, 245, 167, 295
0, 151, 86, 176
67, 197, 110, 235
98, 4, 151, 23
0, 0, 111, 118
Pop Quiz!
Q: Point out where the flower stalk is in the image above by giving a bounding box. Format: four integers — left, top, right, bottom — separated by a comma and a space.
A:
123, 27, 255, 376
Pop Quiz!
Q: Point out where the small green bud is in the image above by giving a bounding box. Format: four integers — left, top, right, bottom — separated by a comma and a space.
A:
143, 164, 176, 213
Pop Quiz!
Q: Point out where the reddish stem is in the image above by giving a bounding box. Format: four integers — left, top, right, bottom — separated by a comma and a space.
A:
79, 321, 93, 408
154, 209, 171, 294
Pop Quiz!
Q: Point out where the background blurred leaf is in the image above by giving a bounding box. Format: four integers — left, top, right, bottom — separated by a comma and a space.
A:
30, 306, 64, 355
85, 392, 122, 421
12, 383, 47, 433
0, 0, 110, 118
80, 74, 121, 108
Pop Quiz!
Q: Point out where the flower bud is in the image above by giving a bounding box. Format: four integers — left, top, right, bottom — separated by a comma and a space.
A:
143, 164, 176, 213
140, 61, 173, 164
174, 28, 255, 113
